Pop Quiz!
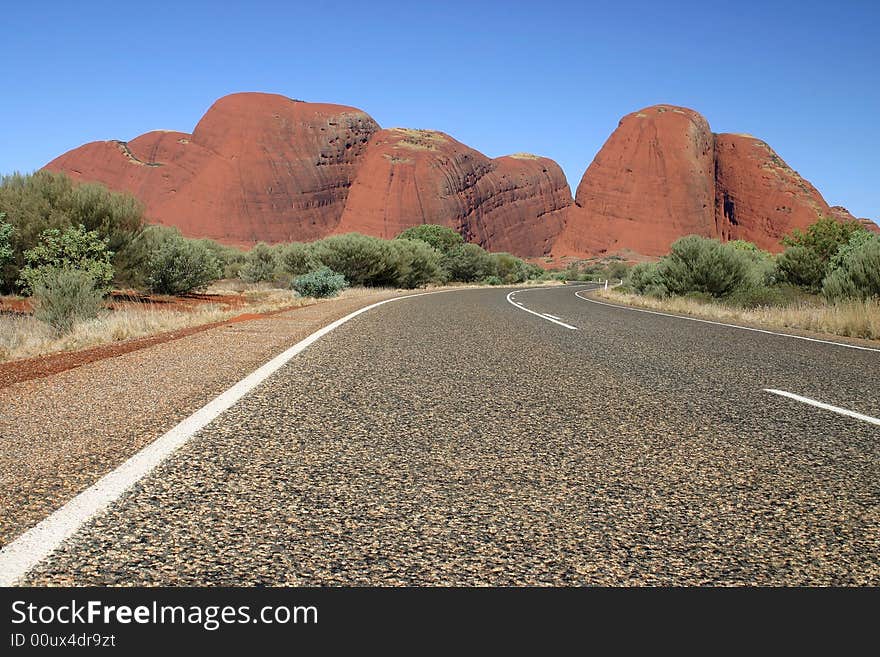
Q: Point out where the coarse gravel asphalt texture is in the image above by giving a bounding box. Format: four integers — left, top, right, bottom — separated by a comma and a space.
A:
22, 285, 880, 585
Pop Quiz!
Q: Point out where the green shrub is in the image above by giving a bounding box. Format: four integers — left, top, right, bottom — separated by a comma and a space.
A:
145, 233, 222, 295
782, 216, 866, 263
18, 224, 114, 294
626, 262, 667, 296
522, 262, 546, 280
0, 171, 145, 290
443, 243, 495, 282
391, 238, 444, 288
776, 245, 826, 291
822, 237, 880, 301
729, 240, 777, 286
292, 266, 348, 298
196, 239, 246, 280
491, 252, 528, 284
828, 230, 876, 272
483, 275, 503, 286
239, 242, 279, 283
657, 235, 749, 298
31, 268, 105, 333
396, 224, 464, 254
278, 242, 318, 277
312, 233, 398, 286
0, 216, 12, 285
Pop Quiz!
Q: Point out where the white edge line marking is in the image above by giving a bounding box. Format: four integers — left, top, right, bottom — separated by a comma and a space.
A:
542, 313, 562, 320
764, 389, 880, 427
505, 290, 578, 330
0, 288, 474, 586
575, 290, 880, 354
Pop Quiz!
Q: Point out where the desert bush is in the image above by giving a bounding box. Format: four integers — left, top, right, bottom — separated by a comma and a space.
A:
729, 240, 777, 286
483, 275, 503, 286
657, 235, 749, 298
626, 262, 667, 296
782, 216, 865, 263
144, 233, 222, 295
391, 238, 444, 288
196, 239, 246, 279
776, 216, 869, 292
18, 224, 114, 294
605, 260, 630, 281
491, 252, 528, 284
396, 224, 464, 254
0, 216, 12, 285
278, 242, 318, 277
0, 171, 145, 289
312, 233, 398, 286
31, 268, 105, 333
442, 243, 495, 282
828, 230, 876, 272
823, 237, 880, 301
239, 242, 279, 283
292, 266, 348, 298
776, 245, 826, 291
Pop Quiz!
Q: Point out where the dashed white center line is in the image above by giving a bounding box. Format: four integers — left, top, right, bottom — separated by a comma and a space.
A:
505, 290, 578, 330
764, 389, 880, 427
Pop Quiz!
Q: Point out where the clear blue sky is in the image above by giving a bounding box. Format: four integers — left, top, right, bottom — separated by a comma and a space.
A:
2, 0, 878, 218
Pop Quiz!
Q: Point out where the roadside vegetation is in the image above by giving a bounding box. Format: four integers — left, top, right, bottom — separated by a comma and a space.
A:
607, 217, 880, 341
0, 171, 552, 361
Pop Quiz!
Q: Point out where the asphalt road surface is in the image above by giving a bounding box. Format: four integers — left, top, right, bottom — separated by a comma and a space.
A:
22, 285, 880, 585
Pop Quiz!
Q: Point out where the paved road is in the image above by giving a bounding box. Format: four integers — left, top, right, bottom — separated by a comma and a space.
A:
22, 285, 880, 585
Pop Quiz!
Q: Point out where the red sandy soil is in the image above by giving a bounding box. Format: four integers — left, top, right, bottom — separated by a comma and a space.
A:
1, 291, 253, 316
0, 301, 313, 389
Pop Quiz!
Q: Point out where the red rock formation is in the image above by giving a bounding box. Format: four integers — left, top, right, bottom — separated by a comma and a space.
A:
553, 105, 860, 257
45, 93, 870, 258
554, 105, 717, 257
46, 93, 380, 245
336, 129, 570, 255
714, 134, 831, 250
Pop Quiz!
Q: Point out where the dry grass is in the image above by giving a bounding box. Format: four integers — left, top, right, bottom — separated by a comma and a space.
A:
598, 289, 880, 342
0, 283, 320, 363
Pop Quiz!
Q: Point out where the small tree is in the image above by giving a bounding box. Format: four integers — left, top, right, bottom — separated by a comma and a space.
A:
239, 242, 279, 283
823, 237, 880, 301
0, 215, 13, 286
776, 245, 826, 292
657, 235, 748, 298
782, 216, 865, 264
627, 262, 667, 296
18, 224, 114, 294
442, 243, 495, 282
145, 235, 222, 295
31, 268, 104, 333
390, 239, 444, 288
278, 242, 318, 277
311, 233, 397, 286
491, 252, 527, 284
396, 224, 464, 254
